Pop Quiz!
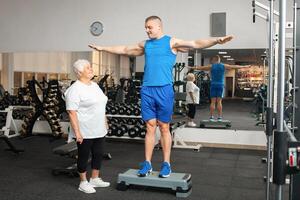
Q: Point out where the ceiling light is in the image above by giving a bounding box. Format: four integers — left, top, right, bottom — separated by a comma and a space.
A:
227, 58, 234, 61
223, 55, 231, 58
218, 51, 227, 54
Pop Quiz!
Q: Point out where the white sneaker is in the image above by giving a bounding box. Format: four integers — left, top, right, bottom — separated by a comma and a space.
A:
89, 177, 110, 188
191, 122, 197, 127
78, 181, 96, 194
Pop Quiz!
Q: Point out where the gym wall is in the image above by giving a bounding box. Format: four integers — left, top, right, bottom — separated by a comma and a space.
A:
0, 54, 2, 70
0, 0, 294, 52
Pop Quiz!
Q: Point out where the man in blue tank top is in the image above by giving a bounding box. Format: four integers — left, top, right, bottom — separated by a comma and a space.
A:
190, 55, 250, 122
89, 16, 233, 178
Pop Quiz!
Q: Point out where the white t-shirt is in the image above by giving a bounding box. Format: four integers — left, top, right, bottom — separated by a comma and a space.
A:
186, 81, 200, 104
64, 80, 108, 139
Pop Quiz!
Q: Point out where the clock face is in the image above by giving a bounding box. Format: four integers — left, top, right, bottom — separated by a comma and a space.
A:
90, 21, 104, 36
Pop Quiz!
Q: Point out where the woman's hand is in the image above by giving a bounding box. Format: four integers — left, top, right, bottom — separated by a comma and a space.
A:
76, 133, 83, 144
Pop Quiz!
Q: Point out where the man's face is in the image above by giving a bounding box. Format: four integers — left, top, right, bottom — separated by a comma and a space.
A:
145, 19, 161, 39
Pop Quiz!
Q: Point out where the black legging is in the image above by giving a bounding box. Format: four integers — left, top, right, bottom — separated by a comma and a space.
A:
187, 104, 196, 119
76, 137, 105, 173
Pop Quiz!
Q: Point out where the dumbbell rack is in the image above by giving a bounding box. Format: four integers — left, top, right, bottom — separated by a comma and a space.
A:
20, 79, 66, 138
106, 114, 146, 140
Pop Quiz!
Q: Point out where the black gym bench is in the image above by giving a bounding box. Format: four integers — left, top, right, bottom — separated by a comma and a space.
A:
52, 141, 112, 177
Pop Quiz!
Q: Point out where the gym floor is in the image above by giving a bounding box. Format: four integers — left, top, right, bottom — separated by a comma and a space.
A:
0, 99, 289, 200
0, 136, 289, 200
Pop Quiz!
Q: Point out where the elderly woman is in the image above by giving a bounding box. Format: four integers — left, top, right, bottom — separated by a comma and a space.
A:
64, 59, 110, 193
185, 73, 200, 127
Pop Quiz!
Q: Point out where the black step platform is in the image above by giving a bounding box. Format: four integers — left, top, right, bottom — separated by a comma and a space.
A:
199, 119, 231, 128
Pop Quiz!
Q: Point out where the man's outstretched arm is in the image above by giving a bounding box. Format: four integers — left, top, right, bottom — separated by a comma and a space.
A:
89, 41, 145, 56
172, 35, 233, 52
224, 64, 251, 70
189, 65, 212, 71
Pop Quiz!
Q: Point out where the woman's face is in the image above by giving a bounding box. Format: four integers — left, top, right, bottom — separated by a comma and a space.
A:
80, 63, 94, 80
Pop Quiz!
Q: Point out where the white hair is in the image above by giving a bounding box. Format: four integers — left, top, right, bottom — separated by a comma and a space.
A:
186, 73, 195, 81
73, 59, 90, 76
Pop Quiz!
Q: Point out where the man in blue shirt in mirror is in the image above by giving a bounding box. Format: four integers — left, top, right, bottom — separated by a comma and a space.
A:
190, 55, 250, 122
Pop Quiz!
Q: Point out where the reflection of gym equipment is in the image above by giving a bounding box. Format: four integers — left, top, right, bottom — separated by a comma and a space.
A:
199, 119, 231, 129
253, 84, 267, 126
194, 71, 210, 105
173, 63, 185, 92
117, 169, 192, 198
173, 92, 186, 115
52, 141, 112, 177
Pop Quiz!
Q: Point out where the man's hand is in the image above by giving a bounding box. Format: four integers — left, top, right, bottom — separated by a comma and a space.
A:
217, 35, 234, 44
89, 44, 102, 51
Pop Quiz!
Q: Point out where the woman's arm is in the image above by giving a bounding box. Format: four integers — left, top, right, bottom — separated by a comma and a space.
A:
68, 110, 83, 144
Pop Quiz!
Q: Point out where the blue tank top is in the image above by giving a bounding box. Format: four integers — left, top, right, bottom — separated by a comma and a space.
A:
143, 35, 176, 86
211, 63, 225, 87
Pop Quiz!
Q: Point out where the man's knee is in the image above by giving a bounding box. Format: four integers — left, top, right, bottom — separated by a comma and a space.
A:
146, 119, 157, 132
157, 121, 170, 134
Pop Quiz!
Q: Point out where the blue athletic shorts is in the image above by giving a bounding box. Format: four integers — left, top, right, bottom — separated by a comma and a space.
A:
141, 84, 174, 123
210, 86, 224, 98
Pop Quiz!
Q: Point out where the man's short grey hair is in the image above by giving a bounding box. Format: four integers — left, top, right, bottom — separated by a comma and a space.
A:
73, 59, 90, 76
145, 15, 162, 23
186, 73, 195, 81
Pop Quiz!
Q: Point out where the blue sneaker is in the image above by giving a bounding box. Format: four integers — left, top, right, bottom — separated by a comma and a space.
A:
217, 117, 223, 122
137, 161, 152, 177
159, 162, 172, 178
209, 116, 215, 122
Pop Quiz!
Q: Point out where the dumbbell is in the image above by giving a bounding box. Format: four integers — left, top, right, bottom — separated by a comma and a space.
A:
119, 118, 129, 124
136, 119, 145, 126
139, 127, 146, 138
110, 107, 117, 115
51, 124, 61, 131
44, 102, 56, 107
110, 124, 118, 136
46, 113, 58, 119
124, 107, 132, 116
47, 115, 58, 121
118, 107, 125, 115
107, 125, 113, 136
115, 124, 127, 137
43, 110, 55, 116
21, 123, 28, 130
53, 130, 63, 137
109, 118, 119, 124
48, 119, 60, 126
24, 117, 31, 124
19, 129, 27, 136
48, 94, 57, 98
132, 107, 141, 116
128, 125, 140, 138
45, 97, 57, 103
127, 118, 136, 125
103, 153, 112, 160
49, 88, 58, 93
